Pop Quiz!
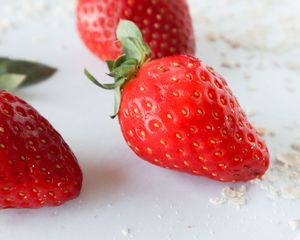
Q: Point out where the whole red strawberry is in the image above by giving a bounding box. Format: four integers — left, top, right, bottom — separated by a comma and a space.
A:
0, 91, 82, 208
76, 0, 195, 60
85, 20, 269, 182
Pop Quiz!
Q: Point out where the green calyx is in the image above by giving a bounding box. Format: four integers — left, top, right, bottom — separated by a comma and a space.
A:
84, 20, 152, 118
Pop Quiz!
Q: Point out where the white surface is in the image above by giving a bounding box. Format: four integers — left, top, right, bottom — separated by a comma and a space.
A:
0, 0, 300, 240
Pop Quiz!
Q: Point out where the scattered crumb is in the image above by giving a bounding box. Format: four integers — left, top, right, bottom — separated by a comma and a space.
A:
243, 71, 252, 80
292, 142, 300, 152
250, 178, 261, 185
256, 127, 267, 137
290, 220, 300, 231
194, 0, 300, 53
206, 32, 220, 42
276, 152, 300, 168
253, 125, 276, 137
269, 130, 276, 137
121, 228, 131, 237
282, 186, 300, 200
210, 185, 248, 208
252, 144, 300, 201
287, 62, 300, 71
222, 37, 241, 49
221, 60, 240, 69
209, 197, 226, 206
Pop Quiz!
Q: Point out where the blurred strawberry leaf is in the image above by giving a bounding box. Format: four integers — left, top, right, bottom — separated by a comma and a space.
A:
0, 74, 26, 91
0, 57, 57, 90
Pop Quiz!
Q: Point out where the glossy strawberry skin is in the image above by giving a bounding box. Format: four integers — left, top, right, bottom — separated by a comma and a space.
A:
76, 0, 195, 60
0, 91, 82, 208
118, 55, 269, 182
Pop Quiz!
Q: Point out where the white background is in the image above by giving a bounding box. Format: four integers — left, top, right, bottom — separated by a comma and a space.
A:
0, 0, 300, 239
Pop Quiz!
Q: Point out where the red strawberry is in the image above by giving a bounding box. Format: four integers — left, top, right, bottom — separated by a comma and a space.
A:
85, 20, 269, 182
0, 90, 82, 208
76, 0, 195, 60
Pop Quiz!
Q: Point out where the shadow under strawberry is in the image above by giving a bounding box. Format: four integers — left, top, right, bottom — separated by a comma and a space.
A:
78, 160, 127, 206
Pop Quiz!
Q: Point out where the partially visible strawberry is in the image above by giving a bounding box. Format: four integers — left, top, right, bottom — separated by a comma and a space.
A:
76, 0, 195, 60
0, 90, 82, 208
85, 20, 269, 182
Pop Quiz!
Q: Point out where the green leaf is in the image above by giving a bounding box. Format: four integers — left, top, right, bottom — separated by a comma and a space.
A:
114, 20, 152, 67
84, 69, 125, 89
116, 20, 151, 63
0, 58, 56, 87
123, 58, 139, 66
120, 38, 143, 63
142, 42, 152, 58
0, 74, 26, 91
111, 87, 121, 119
106, 60, 115, 72
113, 55, 127, 69
117, 20, 143, 42
110, 63, 136, 78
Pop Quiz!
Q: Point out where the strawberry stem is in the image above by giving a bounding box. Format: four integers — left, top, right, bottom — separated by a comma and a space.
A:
84, 20, 152, 118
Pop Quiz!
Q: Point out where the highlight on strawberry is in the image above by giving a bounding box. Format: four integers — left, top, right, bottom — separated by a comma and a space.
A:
77, 0, 195, 60
85, 20, 270, 182
0, 91, 82, 209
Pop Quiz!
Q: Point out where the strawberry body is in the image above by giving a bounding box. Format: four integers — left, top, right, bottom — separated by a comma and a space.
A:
76, 0, 195, 60
0, 91, 82, 208
118, 55, 269, 182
